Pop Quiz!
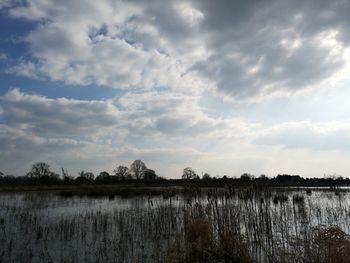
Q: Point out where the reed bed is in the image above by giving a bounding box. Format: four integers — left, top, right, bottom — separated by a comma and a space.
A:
0, 188, 349, 262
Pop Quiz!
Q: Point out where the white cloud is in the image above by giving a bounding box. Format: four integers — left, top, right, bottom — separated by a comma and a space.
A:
2, 88, 350, 177
3, 1, 350, 178
174, 2, 204, 27
254, 121, 350, 152
6, 0, 203, 93
0, 88, 253, 176
5, 0, 350, 99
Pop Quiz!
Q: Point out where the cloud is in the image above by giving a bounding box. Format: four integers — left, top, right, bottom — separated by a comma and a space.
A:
190, 0, 350, 99
2, 89, 350, 177
0, 88, 249, 140
0, 88, 253, 176
0, 88, 121, 138
3, 0, 350, 99
254, 121, 350, 151
6, 0, 202, 92
3, 1, 350, 178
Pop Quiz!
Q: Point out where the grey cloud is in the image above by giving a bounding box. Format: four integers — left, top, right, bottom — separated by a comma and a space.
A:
0, 125, 85, 155
0, 87, 250, 146
155, 117, 188, 134
0, 88, 120, 137
116, 90, 248, 138
0, 89, 249, 144
191, 0, 349, 98
0, 124, 89, 175
0, 124, 125, 177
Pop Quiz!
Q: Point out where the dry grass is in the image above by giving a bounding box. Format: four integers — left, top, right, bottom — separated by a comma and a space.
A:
306, 226, 350, 263
1, 188, 350, 262
186, 219, 214, 262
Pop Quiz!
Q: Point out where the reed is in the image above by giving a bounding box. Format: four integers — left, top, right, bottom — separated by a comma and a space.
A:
0, 187, 349, 262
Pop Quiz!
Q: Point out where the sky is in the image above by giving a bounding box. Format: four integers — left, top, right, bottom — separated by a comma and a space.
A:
1, 0, 350, 178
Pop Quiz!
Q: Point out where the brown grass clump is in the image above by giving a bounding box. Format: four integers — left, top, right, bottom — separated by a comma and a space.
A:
275, 226, 350, 263
186, 219, 214, 262
165, 219, 252, 263
305, 226, 350, 263
164, 220, 214, 263
218, 232, 253, 263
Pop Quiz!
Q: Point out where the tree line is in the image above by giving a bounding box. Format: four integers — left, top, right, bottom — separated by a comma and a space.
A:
0, 160, 160, 185
1, 161, 350, 187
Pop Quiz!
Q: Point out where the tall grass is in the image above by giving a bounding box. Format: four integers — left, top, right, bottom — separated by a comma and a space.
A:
0, 188, 349, 262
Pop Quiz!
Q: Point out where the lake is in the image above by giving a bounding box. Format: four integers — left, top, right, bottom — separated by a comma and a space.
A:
1, 187, 349, 262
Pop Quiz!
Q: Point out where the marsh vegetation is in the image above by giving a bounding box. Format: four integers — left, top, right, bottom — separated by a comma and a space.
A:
1, 187, 350, 262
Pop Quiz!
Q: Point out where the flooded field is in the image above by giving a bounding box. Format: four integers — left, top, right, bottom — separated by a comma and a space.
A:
1, 187, 350, 262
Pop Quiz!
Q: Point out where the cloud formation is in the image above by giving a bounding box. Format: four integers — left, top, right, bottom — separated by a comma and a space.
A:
3, 0, 350, 99
2, 1, 350, 177
1, 88, 350, 177
0, 89, 253, 175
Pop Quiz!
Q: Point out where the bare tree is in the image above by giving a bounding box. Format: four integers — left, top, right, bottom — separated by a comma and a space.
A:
27, 162, 53, 178
113, 165, 129, 180
61, 168, 69, 178
182, 167, 199, 180
130, 160, 147, 180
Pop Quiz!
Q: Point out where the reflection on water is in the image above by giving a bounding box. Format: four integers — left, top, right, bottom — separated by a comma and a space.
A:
0, 188, 349, 262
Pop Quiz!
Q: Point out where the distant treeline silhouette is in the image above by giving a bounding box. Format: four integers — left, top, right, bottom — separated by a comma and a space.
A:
1, 161, 350, 187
